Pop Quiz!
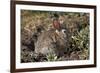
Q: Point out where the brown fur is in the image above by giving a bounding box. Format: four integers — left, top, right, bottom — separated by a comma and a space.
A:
35, 29, 68, 56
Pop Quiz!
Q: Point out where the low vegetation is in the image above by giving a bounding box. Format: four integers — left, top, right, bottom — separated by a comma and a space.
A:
21, 10, 89, 63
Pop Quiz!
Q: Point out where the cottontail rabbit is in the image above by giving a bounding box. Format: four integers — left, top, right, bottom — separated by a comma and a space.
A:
35, 29, 68, 56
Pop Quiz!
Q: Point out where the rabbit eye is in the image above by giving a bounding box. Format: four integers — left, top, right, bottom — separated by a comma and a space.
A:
62, 29, 66, 33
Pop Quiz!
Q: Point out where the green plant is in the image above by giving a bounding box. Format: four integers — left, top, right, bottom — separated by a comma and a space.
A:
70, 25, 89, 59
71, 25, 89, 50
46, 53, 61, 61
79, 49, 89, 60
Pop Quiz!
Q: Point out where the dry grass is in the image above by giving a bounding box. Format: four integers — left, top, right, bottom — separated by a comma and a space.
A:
21, 10, 90, 63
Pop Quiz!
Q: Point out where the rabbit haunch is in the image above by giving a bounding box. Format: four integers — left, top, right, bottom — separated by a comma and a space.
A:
35, 29, 68, 56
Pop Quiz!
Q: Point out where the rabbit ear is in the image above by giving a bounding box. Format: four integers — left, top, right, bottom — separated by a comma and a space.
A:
53, 18, 61, 30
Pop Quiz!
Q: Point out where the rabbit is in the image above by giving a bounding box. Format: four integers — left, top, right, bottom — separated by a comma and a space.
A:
22, 25, 45, 51
34, 28, 68, 56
